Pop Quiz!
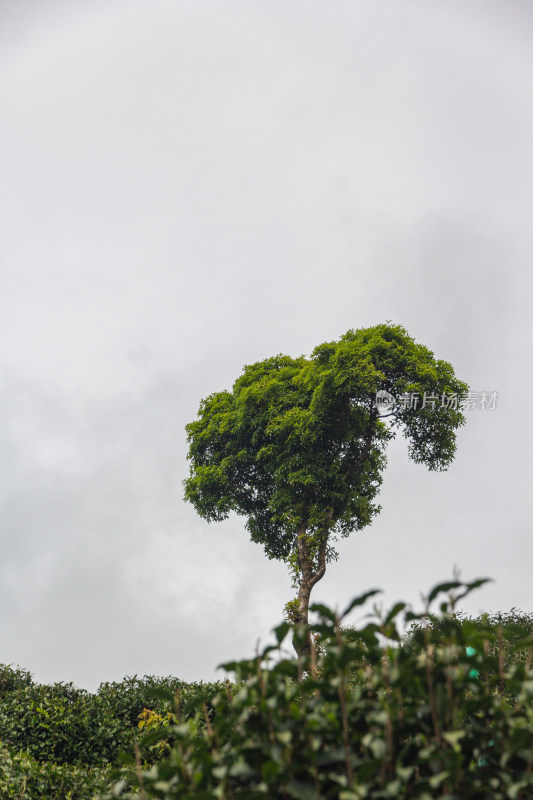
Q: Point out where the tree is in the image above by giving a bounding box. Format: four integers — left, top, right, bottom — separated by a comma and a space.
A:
183, 323, 468, 656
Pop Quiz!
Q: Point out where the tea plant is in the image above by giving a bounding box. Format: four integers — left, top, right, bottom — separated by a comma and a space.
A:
105, 577, 533, 799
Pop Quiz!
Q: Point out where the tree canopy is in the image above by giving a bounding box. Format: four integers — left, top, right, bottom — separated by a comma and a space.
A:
183, 323, 468, 647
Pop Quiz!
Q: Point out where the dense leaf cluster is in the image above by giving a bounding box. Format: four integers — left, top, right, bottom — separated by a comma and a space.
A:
0, 669, 225, 798
0, 740, 113, 800
3, 582, 533, 799
106, 578, 533, 800
184, 324, 468, 568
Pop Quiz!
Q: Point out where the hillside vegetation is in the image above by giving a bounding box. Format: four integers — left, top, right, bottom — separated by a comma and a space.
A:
2, 577, 533, 799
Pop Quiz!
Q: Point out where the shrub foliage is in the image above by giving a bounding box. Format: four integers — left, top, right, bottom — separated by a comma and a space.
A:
0, 668, 224, 798
3, 578, 533, 799
105, 578, 533, 800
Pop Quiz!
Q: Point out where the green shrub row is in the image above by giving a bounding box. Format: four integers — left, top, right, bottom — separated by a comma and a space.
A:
3, 577, 533, 799
0, 740, 112, 800
0, 669, 226, 767
104, 578, 533, 799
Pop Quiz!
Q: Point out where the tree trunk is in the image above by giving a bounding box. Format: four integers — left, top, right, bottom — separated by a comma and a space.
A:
292, 524, 328, 658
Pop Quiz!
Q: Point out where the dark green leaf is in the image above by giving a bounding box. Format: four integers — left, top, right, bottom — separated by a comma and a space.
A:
341, 590, 382, 620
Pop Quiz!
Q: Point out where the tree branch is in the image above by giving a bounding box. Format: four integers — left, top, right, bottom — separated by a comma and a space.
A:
309, 536, 328, 589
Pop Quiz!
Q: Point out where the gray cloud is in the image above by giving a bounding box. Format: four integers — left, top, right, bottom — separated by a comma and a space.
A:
1, 0, 531, 690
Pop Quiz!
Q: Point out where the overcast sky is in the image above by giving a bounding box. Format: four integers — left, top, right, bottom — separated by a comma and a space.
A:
1, 0, 532, 692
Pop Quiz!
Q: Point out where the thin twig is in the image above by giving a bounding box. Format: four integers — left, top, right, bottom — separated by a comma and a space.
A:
336, 613, 353, 786
134, 743, 148, 800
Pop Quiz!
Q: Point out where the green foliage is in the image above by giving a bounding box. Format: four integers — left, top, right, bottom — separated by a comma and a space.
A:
2, 584, 533, 799
105, 577, 533, 799
0, 672, 226, 768
410, 608, 533, 667
0, 668, 227, 799
284, 598, 301, 623
0, 663, 33, 692
138, 708, 179, 758
96, 675, 188, 729
0, 679, 131, 765
183, 323, 468, 572
406, 607, 533, 708
0, 740, 112, 799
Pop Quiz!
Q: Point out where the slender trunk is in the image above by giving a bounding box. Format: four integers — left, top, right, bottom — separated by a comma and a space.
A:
292, 523, 328, 658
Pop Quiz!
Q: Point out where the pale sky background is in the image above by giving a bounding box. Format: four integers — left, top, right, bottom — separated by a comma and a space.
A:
1, 0, 532, 692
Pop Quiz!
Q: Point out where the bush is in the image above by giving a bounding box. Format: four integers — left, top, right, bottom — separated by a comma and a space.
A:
408, 607, 533, 670
0, 670, 225, 769
0, 663, 33, 693
104, 577, 533, 799
0, 680, 130, 765
95, 675, 225, 732
0, 740, 112, 799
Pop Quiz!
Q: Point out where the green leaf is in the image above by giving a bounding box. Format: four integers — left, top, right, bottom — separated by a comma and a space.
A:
429, 770, 450, 788
427, 581, 462, 604
309, 603, 337, 623
455, 578, 492, 602
142, 686, 176, 703
139, 729, 170, 749
217, 660, 241, 673
212, 765, 228, 780
508, 781, 531, 799
285, 780, 322, 800
442, 730, 466, 749
259, 644, 281, 659
228, 759, 255, 778
404, 610, 427, 623
384, 602, 407, 625
272, 621, 291, 645
309, 623, 337, 639
341, 590, 382, 620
